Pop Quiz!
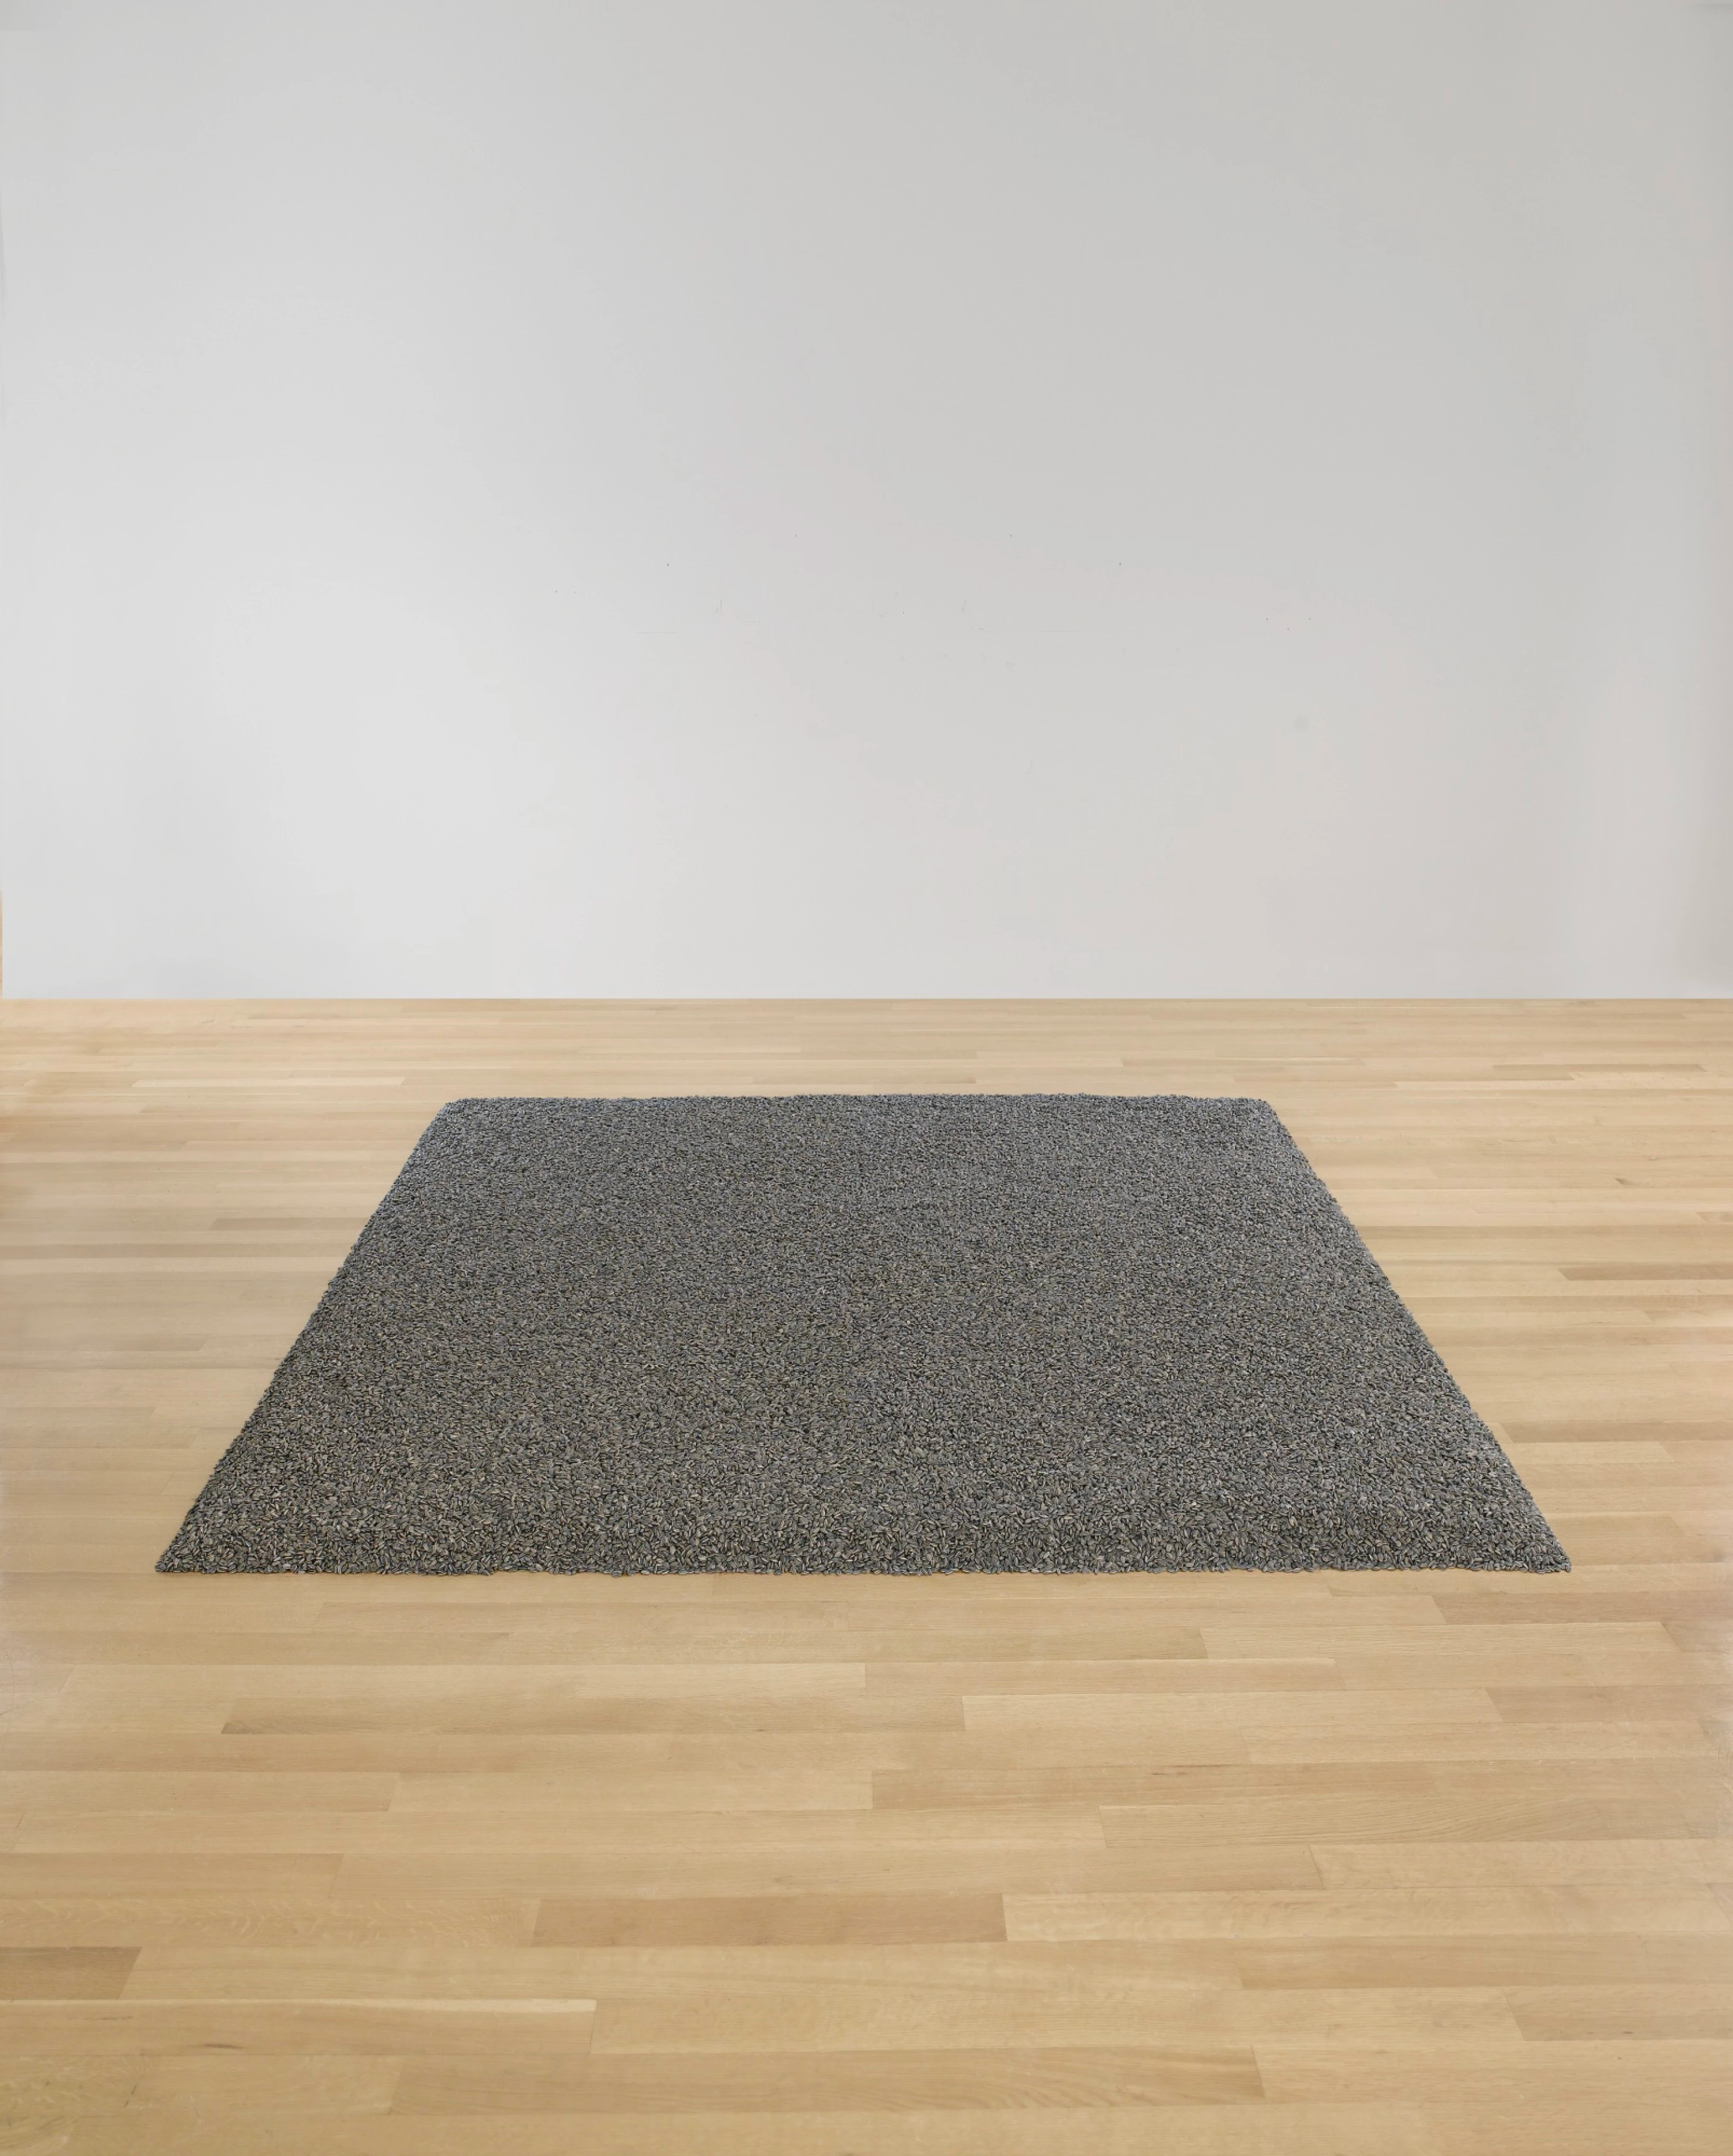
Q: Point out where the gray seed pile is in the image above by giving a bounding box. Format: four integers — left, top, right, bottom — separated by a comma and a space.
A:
158, 1094, 1568, 1576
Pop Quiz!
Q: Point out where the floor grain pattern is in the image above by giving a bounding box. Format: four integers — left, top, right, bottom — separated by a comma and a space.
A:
0, 997, 1728, 2154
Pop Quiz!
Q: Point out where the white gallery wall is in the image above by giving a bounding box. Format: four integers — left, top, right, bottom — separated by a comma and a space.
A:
1, 0, 1729, 997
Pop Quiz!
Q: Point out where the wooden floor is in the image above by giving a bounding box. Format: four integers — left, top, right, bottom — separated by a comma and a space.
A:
0, 999, 1728, 2154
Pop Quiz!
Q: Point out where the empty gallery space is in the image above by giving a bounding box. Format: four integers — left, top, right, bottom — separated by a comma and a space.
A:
0, 5, 1729, 2153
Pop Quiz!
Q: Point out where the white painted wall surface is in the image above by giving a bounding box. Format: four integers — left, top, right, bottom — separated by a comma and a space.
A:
1, 0, 1728, 997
